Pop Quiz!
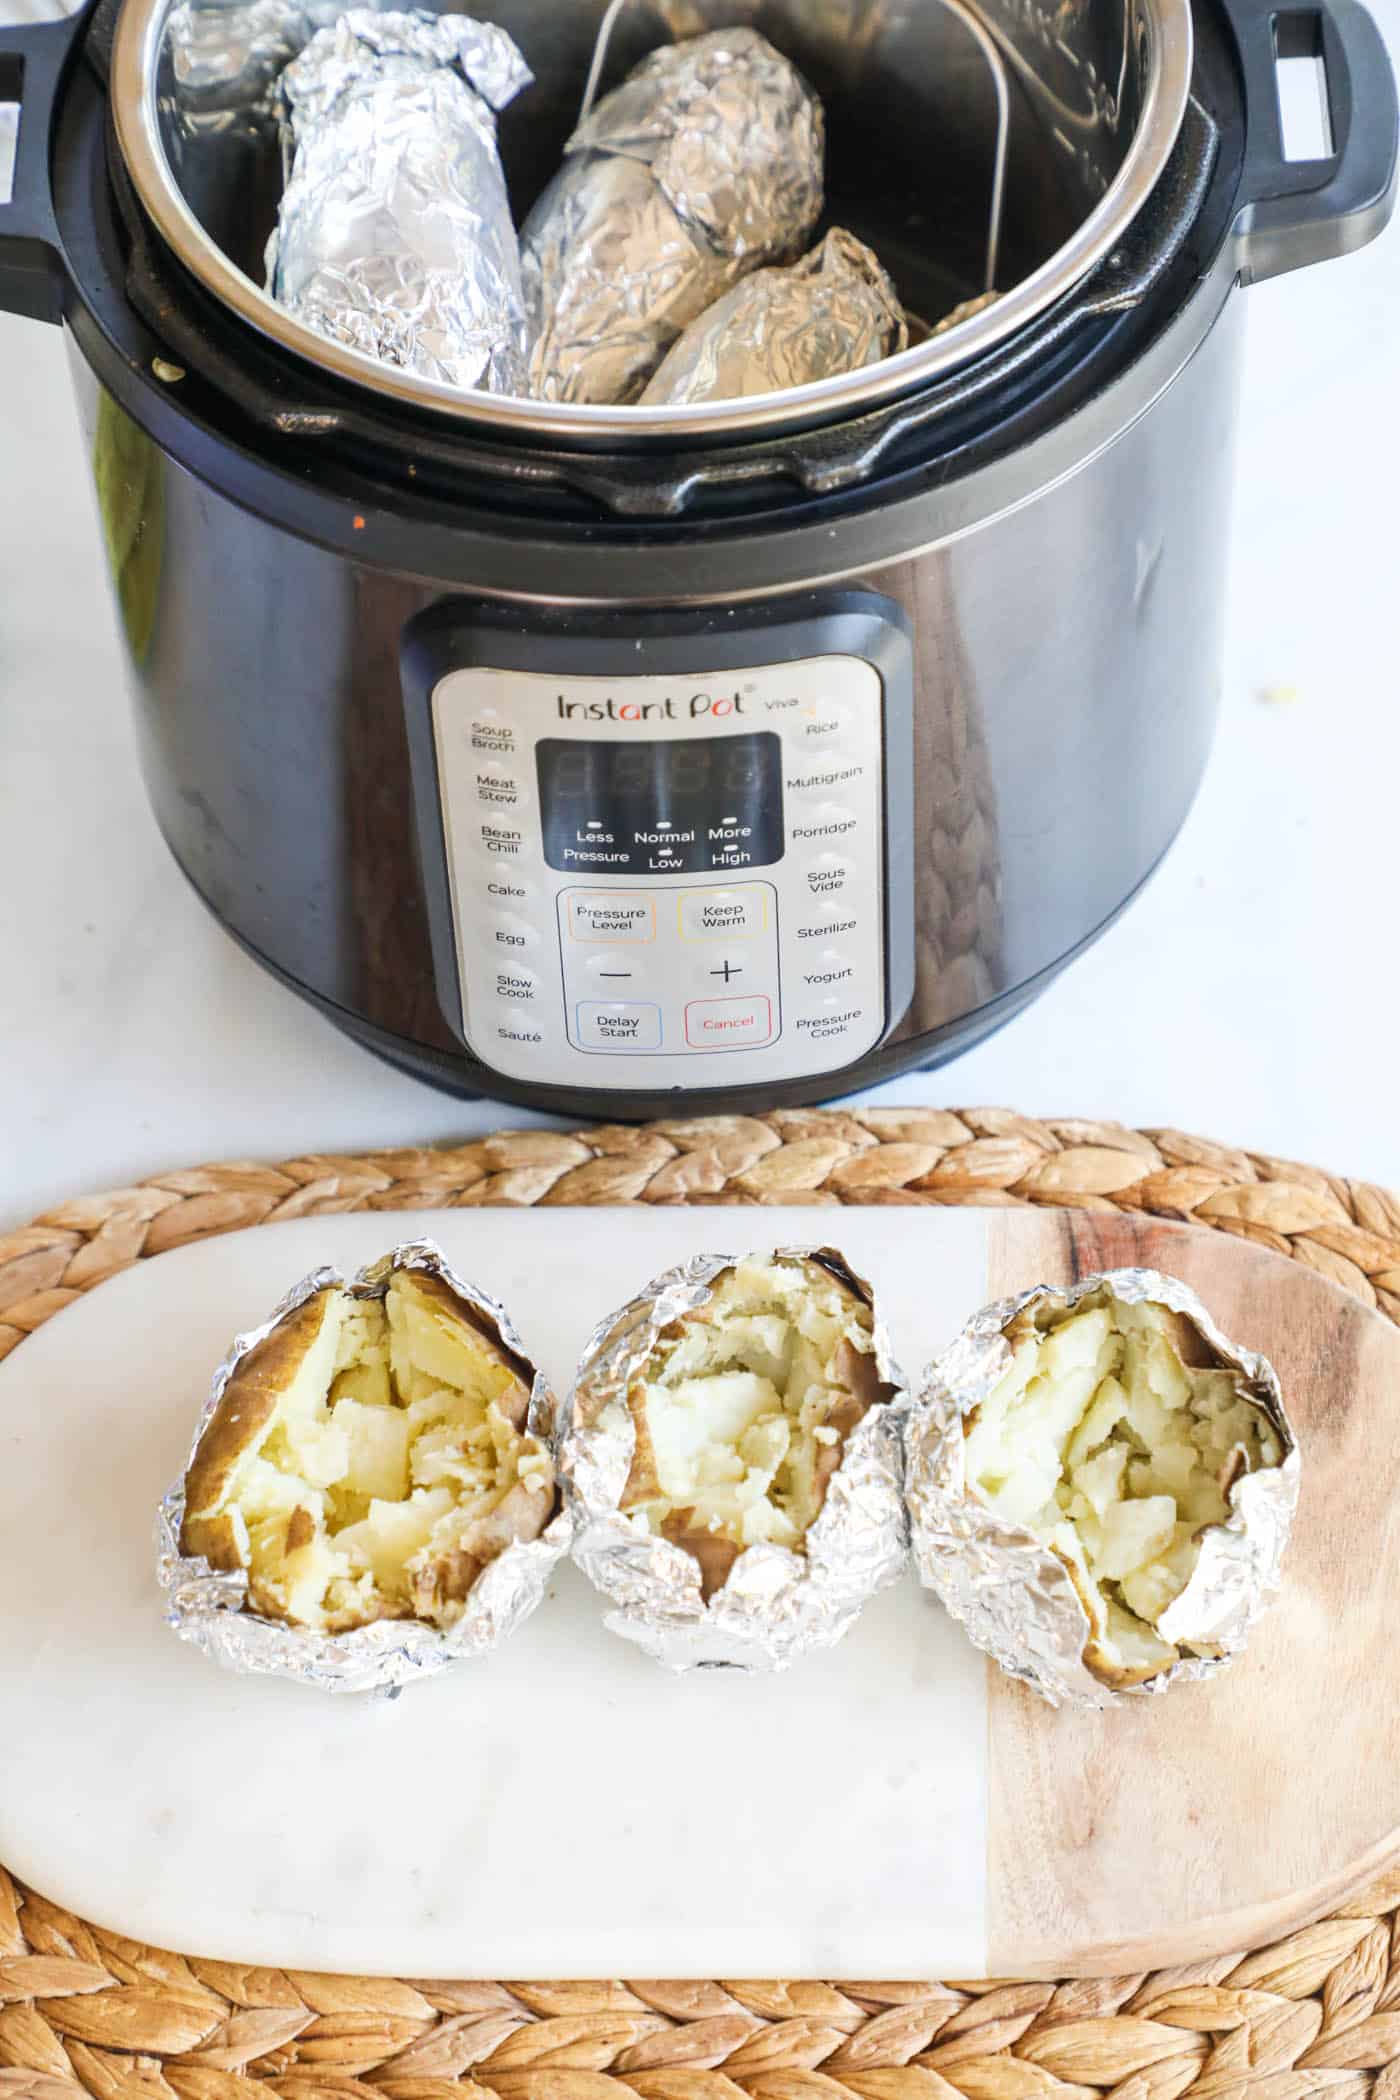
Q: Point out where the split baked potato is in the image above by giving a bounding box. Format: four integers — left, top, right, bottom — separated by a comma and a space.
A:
617, 1252, 890, 1600
180, 1268, 557, 1632
962, 1286, 1287, 1688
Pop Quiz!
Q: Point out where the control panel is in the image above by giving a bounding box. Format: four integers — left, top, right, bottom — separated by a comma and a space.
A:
405, 600, 914, 1095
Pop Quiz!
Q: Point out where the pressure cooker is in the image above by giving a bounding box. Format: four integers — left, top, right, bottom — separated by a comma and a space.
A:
1, 0, 1394, 1117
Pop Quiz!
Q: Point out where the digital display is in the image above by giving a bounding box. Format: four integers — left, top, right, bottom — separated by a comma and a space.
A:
537, 733, 784, 876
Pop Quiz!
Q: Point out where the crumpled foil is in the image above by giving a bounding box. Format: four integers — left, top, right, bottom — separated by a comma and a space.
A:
520, 27, 825, 405
639, 227, 909, 406
265, 10, 532, 393
164, 0, 364, 133
559, 1247, 908, 1672
156, 1239, 571, 1696
905, 1268, 1301, 1710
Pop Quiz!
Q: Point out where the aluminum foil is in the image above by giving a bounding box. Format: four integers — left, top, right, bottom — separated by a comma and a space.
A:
156, 1239, 571, 1696
520, 28, 825, 406
559, 1247, 908, 1672
639, 227, 908, 407
906, 1268, 1301, 1710
265, 10, 533, 394
164, 0, 363, 132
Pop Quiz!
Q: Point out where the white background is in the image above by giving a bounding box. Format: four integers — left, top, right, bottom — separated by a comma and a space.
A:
3, 4, 1399, 1230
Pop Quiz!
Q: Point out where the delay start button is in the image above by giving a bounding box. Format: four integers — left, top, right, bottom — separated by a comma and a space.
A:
576, 1001, 662, 1051
684, 996, 775, 1050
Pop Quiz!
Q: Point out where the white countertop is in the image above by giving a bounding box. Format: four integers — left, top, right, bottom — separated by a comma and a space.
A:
5, 10, 1400, 1232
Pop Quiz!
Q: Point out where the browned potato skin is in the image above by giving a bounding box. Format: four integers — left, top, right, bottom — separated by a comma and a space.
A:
181, 1289, 339, 1568
660, 1511, 743, 1601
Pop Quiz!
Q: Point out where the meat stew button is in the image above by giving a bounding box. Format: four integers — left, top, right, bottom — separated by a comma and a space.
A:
684, 995, 775, 1049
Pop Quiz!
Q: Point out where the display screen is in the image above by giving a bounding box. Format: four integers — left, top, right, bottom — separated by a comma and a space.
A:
537, 733, 784, 876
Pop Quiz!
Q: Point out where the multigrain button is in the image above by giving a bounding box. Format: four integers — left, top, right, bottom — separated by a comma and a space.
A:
678, 885, 767, 939
576, 1001, 662, 1050
567, 892, 656, 943
684, 995, 775, 1049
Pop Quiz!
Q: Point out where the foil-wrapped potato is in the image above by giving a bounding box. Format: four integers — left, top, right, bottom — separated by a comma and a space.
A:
907, 1272, 1299, 1706
640, 227, 908, 407
563, 1249, 907, 1670
180, 1260, 558, 1634
520, 28, 825, 405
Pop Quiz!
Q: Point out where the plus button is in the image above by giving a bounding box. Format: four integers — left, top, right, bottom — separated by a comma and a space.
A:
710, 959, 743, 985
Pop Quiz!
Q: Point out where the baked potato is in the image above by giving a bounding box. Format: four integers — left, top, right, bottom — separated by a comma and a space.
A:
957, 1284, 1290, 1689
615, 1252, 891, 1601
180, 1267, 557, 1632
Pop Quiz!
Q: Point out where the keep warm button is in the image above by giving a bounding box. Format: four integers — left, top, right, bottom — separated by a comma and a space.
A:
685, 995, 775, 1050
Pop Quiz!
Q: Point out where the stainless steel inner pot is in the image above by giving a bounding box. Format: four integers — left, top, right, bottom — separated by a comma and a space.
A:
111, 0, 1194, 439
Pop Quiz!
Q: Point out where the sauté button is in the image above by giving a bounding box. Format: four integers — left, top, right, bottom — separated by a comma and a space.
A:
576, 1001, 663, 1050
678, 886, 767, 940
684, 995, 775, 1049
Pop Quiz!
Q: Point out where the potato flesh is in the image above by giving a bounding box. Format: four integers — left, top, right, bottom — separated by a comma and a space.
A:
226, 1276, 552, 1631
625, 1256, 877, 1556
964, 1295, 1282, 1681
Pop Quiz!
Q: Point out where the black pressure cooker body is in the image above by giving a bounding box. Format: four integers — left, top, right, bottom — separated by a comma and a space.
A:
1, 0, 1395, 1116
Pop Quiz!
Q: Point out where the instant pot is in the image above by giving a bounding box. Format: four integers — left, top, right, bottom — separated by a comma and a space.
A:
1, 0, 1395, 1116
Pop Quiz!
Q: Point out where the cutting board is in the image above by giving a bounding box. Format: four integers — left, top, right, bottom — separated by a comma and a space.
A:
0, 1203, 1395, 1981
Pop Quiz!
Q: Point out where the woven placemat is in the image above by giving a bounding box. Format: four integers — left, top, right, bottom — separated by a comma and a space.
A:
4, 1106, 1400, 2100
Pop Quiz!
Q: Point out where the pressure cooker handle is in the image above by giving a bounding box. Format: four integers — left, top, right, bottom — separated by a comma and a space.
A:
0, 7, 88, 324
1228, 0, 1398, 285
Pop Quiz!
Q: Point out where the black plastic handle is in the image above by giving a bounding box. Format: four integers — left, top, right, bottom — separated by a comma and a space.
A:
1230, 0, 1398, 284
0, 5, 88, 324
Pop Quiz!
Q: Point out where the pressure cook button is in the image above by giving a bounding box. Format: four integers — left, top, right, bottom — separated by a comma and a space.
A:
567, 892, 657, 943
491, 914, 538, 952
787, 803, 859, 844
678, 886, 767, 939
795, 1000, 863, 1044
576, 1001, 663, 1051
804, 852, 853, 897
684, 995, 775, 1050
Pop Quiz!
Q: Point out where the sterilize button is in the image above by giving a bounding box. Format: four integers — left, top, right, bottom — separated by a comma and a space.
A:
576, 1002, 663, 1051
787, 802, 859, 846
491, 913, 539, 952
804, 852, 852, 898
684, 996, 775, 1049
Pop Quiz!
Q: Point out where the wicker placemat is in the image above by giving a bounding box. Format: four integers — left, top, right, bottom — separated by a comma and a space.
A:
4, 1106, 1400, 2100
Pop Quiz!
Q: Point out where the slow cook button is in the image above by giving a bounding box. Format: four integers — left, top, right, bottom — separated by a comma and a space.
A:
576, 1001, 663, 1051
493, 963, 539, 1002
678, 885, 767, 939
684, 995, 775, 1050
787, 803, 858, 845
491, 913, 538, 952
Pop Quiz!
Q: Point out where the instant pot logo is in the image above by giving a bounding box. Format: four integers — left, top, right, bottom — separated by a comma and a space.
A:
555, 691, 748, 723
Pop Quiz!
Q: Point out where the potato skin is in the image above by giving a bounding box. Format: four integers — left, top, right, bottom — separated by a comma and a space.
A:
180, 1289, 340, 1567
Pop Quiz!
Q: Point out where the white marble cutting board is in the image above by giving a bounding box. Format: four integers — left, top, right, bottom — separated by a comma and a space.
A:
3, 1203, 1398, 1980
